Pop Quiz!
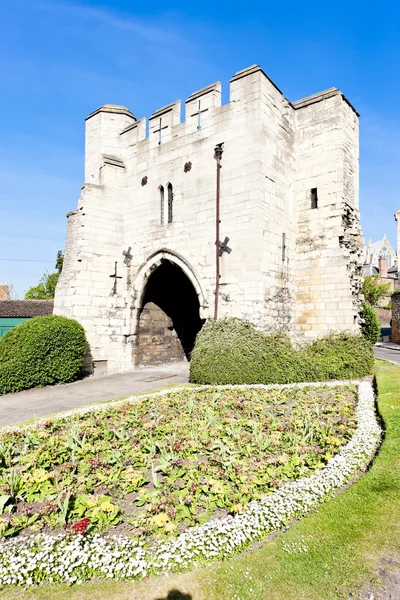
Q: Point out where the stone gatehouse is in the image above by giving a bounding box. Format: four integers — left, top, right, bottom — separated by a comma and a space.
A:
54, 64, 364, 374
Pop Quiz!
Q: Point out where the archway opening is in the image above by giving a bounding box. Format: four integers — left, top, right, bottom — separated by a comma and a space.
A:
135, 259, 204, 366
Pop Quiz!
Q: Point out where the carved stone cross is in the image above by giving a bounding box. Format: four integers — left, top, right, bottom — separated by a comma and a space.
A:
217, 236, 232, 257
109, 261, 122, 295
154, 117, 168, 145
122, 246, 133, 264
191, 100, 208, 130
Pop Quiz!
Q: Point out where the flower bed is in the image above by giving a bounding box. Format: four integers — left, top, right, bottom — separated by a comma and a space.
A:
0, 384, 358, 540
0, 381, 380, 586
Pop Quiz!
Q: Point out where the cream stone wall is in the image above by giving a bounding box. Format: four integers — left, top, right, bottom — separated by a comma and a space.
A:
294, 89, 363, 338
395, 209, 400, 282
55, 65, 364, 374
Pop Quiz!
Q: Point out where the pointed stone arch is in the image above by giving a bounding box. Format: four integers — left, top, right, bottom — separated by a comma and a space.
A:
132, 250, 208, 366
132, 249, 208, 312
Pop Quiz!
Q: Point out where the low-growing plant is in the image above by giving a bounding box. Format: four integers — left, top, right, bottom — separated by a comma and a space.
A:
72, 517, 91, 535
0, 495, 11, 515
6, 469, 22, 504
0, 442, 12, 468
57, 492, 72, 525
73, 495, 121, 527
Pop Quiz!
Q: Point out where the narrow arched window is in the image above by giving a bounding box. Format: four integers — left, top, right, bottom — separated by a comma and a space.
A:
167, 183, 173, 224
159, 185, 164, 225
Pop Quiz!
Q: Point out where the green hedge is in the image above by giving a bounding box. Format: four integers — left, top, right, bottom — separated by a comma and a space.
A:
190, 318, 374, 385
360, 301, 381, 344
0, 315, 87, 395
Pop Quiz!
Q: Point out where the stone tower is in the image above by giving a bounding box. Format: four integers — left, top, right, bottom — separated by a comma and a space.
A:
54, 65, 364, 374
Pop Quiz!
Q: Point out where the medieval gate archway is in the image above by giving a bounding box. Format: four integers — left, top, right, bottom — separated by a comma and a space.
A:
133, 255, 206, 366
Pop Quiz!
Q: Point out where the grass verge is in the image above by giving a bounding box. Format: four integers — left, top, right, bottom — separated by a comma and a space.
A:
2, 360, 399, 600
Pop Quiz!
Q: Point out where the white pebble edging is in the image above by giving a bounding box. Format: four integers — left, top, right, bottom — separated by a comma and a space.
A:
0, 380, 381, 587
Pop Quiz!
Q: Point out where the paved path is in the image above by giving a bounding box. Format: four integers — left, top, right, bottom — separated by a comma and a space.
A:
374, 346, 400, 365
1, 348, 397, 428
0, 361, 189, 427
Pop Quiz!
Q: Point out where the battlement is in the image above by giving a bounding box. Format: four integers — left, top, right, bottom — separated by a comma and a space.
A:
86, 104, 136, 121
230, 64, 284, 94
149, 100, 181, 146
292, 88, 359, 116
185, 82, 221, 128
87, 65, 288, 147
84, 65, 360, 181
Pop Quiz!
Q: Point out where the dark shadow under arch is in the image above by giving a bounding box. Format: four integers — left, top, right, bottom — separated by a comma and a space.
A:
135, 259, 204, 366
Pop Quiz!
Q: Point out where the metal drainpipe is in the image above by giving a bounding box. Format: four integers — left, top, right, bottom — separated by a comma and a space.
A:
214, 143, 224, 320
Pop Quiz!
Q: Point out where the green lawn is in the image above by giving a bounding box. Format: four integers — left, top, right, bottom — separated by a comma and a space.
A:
2, 360, 399, 600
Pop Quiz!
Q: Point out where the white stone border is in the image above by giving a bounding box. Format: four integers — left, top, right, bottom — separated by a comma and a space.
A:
0, 380, 381, 586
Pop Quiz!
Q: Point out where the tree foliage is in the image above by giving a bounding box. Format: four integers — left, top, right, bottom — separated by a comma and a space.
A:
55, 250, 64, 274
360, 301, 381, 344
362, 275, 392, 306
25, 251, 64, 300
25, 272, 60, 300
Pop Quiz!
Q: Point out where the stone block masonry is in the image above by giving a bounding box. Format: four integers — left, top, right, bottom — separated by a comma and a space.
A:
392, 294, 400, 344
54, 65, 364, 374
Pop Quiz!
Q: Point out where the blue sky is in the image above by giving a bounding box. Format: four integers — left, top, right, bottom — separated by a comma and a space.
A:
0, 0, 399, 297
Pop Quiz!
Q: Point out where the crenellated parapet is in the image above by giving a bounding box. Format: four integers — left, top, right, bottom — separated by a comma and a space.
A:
148, 100, 181, 146
185, 82, 221, 129
85, 65, 359, 178
85, 66, 292, 176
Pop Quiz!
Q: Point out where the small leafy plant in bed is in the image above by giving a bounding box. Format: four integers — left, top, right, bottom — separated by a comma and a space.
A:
0, 385, 358, 543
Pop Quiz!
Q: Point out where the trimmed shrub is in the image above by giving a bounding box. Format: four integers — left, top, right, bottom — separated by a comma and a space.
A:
303, 332, 374, 381
190, 319, 299, 385
0, 315, 87, 395
190, 318, 374, 385
360, 301, 381, 344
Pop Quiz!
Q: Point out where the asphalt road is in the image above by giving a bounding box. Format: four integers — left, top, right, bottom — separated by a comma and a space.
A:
374, 346, 400, 365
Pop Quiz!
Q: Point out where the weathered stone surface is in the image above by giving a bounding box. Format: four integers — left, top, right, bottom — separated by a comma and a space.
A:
54, 65, 364, 374
135, 302, 185, 367
392, 294, 400, 343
